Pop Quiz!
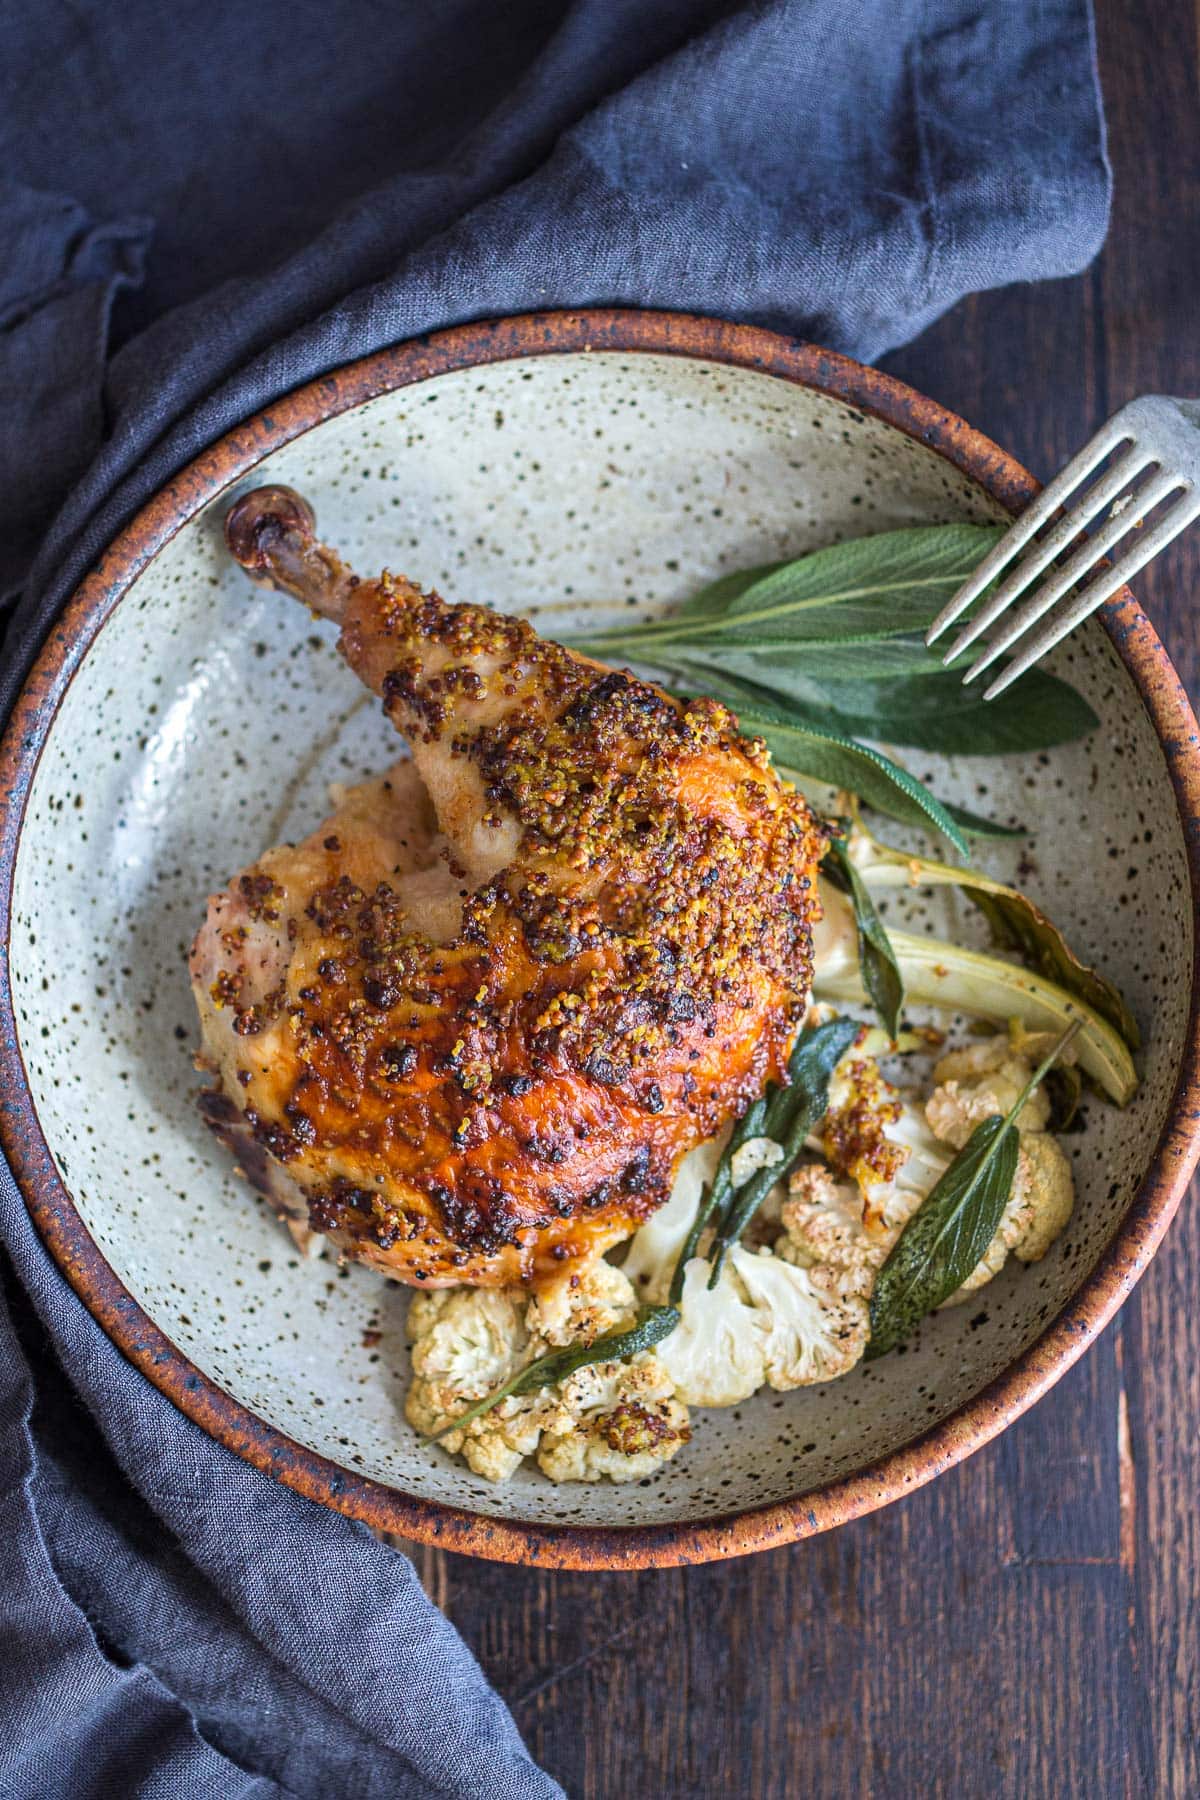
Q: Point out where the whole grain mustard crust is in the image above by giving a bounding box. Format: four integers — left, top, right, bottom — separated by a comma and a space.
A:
193, 570, 825, 1286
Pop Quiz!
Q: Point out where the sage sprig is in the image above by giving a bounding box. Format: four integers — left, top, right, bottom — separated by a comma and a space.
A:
704, 1017, 861, 1287
866, 1019, 1083, 1359
429, 1304, 681, 1441
667, 1093, 769, 1306
572, 525, 1007, 653
562, 524, 1099, 844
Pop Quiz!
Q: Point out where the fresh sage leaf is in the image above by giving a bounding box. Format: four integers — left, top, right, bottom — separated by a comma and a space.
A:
650, 648, 1098, 753
662, 637, 958, 678
719, 524, 1004, 632
732, 702, 972, 856
867, 1020, 1082, 1358
579, 524, 1006, 653
706, 1016, 861, 1285
672, 562, 777, 618
823, 837, 904, 1039
940, 801, 1029, 841
561, 522, 1096, 767
429, 1304, 681, 1441
790, 664, 1099, 754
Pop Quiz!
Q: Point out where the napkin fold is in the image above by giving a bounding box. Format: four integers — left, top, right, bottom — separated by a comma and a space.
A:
0, 3, 1108, 1793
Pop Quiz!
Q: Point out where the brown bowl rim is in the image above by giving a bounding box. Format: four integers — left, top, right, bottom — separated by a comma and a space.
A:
1, 308, 1198, 1570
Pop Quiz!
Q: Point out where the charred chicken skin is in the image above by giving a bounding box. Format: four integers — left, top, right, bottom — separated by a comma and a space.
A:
190, 487, 825, 1286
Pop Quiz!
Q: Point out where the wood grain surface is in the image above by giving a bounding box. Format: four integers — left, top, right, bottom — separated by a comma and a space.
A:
392, 6, 1199, 1793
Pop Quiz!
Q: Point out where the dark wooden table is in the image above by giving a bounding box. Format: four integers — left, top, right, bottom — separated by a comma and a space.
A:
398, 8, 1200, 1792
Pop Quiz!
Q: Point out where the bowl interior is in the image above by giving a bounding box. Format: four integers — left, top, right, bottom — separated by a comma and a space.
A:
8, 350, 1192, 1529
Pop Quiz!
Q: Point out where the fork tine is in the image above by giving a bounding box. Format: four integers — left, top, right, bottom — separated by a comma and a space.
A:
981, 487, 1200, 698
961, 467, 1185, 682
924, 421, 1133, 645
937, 443, 1155, 663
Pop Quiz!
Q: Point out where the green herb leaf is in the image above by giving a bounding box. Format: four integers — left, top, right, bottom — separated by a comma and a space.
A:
866, 1115, 1019, 1359
729, 700, 972, 856
867, 1020, 1082, 1358
940, 801, 1029, 841
429, 1304, 681, 1442
721, 525, 1003, 629
707, 1016, 861, 1285
581, 525, 1006, 653
762, 1014, 864, 1145
556, 522, 1101, 840
654, 638, 956, 679
648, 648, 1098, 753
667, 1094, 769, 1306
672, 563, 776, 618
564, 519, 1097, 755
823, 837, 904, 1039
783, 664, 1099, 754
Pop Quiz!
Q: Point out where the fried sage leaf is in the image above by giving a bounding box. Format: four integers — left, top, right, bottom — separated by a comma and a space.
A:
429, 1304, 682, 1441
823, 836, 904, 1039
705, 1016, 861, 1286
867, 1020, 1081, 1358
667, 1094, 769, 1306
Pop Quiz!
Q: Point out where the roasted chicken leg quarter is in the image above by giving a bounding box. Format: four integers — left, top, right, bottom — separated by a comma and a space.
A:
190, 487, 826, 1286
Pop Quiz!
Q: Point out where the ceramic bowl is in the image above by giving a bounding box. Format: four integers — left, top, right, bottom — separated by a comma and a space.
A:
2, 311, 1198, 1569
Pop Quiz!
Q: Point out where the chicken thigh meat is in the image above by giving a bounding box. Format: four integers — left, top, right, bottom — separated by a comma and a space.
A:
191, 487, 825, 1286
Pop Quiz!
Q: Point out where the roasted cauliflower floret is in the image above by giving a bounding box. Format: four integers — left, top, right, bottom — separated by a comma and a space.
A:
405, 1287, 543, 1481
731, 1245, 869, 1387
536, 1359, 690, 1482
805, 1025, 1075, 1309
653, 1231, 870, 1406
1009, 1132, 1075, 1261
655, 1257, 771, 1407
925, 1034, 1051, 1148
820, 1052, 950, 1238
526, 1251, 641, 1347
778, 1164, 878, 1290
406, 1260, 690, 1484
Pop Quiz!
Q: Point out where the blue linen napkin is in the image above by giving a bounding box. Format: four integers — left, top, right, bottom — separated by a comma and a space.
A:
0, 2, 1108, 1793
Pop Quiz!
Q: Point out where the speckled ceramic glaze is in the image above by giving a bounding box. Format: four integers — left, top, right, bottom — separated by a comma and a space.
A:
2, 313, 1198, 1568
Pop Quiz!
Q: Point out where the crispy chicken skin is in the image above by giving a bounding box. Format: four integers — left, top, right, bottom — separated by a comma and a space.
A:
190, 487, 825, 1286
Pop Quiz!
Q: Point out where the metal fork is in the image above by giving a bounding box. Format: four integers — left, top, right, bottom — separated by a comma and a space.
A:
925, 395, 1200, 697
